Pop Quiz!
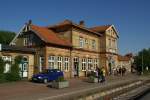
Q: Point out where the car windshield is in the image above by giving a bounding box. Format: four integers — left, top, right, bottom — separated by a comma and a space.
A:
40, 70, 49, 74
40, 69, 57, 74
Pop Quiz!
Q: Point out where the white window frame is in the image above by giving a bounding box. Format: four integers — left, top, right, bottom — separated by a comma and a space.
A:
48, 56, 55, 69
85, 38, 88, 45
92, 40, 96, 49
2, 56, 12, 73
79, 37, 84, 48
64, 57, 69, 71
57, 56, 63, 70
93, 59, 98, 70
87, 58, 92, 71
24, 35, 29, 46
82, 58, 86, 71
39, 56, 44, 72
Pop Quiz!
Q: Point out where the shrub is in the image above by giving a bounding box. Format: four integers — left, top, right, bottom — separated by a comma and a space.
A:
0, 56, 22, 83
87, 71, 96, 77
6, 56, 22, 81
56, 76, 66, 82
5, 72, 21, 81
0, 74, 6, 83
0, 57, 5, 74
6, 63, 21, 81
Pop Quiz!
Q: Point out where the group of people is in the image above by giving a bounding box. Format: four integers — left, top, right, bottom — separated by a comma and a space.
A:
113, 67, 126, 76
95, 66, 106, 83
86, 66, 127, 83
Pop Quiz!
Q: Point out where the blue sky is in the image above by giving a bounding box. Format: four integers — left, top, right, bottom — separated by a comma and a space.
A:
0, 0, 150, 55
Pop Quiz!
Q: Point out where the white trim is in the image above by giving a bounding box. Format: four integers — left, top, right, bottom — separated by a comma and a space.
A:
9, 25, 26, 45
106, 25, 119, 38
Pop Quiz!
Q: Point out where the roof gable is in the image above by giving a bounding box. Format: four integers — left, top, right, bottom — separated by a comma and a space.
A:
90, 25, 119, 38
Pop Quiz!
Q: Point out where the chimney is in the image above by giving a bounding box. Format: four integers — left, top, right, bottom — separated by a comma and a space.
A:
79, 20, 85, 27
28, 19, 32, 25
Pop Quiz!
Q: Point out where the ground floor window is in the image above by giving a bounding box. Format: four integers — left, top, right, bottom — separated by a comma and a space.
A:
48, 56, 55, 69
64, 57, 69, 71
87, 58, 92, 71
2, 56, 12, 73
39, 56, 44, 72
57, 56, 63, 70
93, 58, 98, 70
82, 58, 86, 71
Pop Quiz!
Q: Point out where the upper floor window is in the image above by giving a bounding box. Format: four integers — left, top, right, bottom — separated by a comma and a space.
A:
112, 39, 115, 48
108, 38, 111, 47
24, 35, 33, 46
24, 37, 28, 46
79, 37, 84, 48
92, 40, 96, 50
85, 38, 88, 45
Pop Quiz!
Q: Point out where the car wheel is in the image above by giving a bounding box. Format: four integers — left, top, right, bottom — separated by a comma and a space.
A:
43, 78, 48, 84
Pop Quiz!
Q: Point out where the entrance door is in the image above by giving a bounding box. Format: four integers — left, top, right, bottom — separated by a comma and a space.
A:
20, 57, 28, 78
22, 62, 28, 77
108, 63, 112, 75
74, 57, 79, 77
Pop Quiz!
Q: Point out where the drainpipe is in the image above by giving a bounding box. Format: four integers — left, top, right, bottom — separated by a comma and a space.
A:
70, 48, 72, 78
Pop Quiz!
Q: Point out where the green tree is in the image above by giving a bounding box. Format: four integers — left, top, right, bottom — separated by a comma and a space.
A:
6, 56, 22, 81
0, 30, 16, 45
134, 48, 150, 73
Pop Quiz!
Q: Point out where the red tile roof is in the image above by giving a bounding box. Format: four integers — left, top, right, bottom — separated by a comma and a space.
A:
118, 55, 130, 61
30, 25, 72, 47
90, 25, 111, 33
48, 20, 102, 36
49, 19, 72, 27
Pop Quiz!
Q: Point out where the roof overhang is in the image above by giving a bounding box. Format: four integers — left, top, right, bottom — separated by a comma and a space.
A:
1, 44, 35, 54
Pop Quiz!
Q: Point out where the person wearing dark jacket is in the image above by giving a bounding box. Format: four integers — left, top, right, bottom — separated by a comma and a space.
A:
96, 66, 101, 83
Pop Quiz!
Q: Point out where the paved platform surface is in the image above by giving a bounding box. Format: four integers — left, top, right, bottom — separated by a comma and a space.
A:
0, 74, 144, 100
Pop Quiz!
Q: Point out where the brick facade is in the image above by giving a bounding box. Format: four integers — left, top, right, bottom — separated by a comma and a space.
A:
8, 20, 125, 79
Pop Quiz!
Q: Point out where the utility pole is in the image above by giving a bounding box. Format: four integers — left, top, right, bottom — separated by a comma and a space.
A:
141, 51, 144, 75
